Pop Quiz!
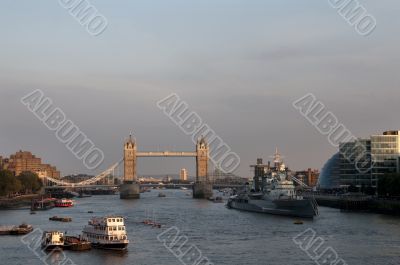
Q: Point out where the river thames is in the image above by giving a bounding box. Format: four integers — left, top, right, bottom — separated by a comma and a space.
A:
0, 190, 399, 265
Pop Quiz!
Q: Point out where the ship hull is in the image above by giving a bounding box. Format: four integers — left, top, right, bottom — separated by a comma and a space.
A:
42, 245, 63, 251
91, 242, 128, 250
227, 198, 316, 218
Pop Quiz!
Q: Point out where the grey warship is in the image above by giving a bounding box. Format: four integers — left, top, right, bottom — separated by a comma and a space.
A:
227, 150, 318, 218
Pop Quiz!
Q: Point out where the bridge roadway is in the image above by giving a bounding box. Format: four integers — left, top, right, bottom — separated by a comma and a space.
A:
45, 183, 244, 189
136, 151, 198, 157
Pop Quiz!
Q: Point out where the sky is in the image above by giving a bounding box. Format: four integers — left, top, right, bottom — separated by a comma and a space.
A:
1, 0, 400, 178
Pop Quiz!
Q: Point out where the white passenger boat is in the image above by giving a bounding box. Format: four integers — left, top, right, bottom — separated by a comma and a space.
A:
41, 231, 64, 251
82, 216, 129, 250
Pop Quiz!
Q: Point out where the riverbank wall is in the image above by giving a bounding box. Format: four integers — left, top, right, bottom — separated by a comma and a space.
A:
304, 195, 400, 216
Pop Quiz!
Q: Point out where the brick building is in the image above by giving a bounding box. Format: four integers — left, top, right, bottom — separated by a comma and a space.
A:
0, 151, 60, 179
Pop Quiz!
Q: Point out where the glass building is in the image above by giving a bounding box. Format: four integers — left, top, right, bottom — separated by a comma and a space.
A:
319, 153, 340, 189
371, 130, 400, 187
339, 139, 372, 187
320, 130, 400, 189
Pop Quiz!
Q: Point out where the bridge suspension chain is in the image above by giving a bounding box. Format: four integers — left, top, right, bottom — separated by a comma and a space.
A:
44, 160, 122, 187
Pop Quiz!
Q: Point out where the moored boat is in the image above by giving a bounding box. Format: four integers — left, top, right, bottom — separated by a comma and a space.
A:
0, 224, 33, 235
64, 236, 91, 251
227, 151, 318, 218
31, 197, 56, 211
41, 231, 64, 251
208, 196, 224, 203
81, 216, 129, 250
55, 199, 74, 207
49, 216, 72, 222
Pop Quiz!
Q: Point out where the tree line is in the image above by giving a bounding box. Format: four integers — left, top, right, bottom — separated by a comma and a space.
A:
378, 173, 400, 197
0, 170, 43, 197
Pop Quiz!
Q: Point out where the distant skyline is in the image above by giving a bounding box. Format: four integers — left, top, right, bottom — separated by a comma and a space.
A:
1, 1, 400, 177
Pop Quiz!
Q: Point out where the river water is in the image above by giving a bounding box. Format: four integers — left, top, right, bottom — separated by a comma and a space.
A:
0, 190, 399, 265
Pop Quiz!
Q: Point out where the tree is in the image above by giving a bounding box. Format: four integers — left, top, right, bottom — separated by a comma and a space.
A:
17, 171, 42, 194
378, 173, 400, 197
0, 170, 22, 196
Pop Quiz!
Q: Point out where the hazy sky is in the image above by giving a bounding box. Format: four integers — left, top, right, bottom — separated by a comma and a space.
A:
1, 1, 400, 177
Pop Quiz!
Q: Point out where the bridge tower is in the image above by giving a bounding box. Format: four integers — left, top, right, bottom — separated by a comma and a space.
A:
120, 134, 140, 199
193, 136, 213, 198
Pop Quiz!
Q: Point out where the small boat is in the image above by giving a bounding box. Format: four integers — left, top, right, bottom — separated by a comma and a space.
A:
294, 220, 304, 225
31, 197, 56, 211
55, 199, 74, 207
158, 192, 166, 198
141, 219, 162, 228
49, 216, 72, 222
41, 231, 64, 251
153, 223, 162, 228
64, 236, 91, 251
142, 219, 154, 225
30, 211, 36, 215
0, 224, 33, 235
208, 196, 224, 203
88, 211, 94, 214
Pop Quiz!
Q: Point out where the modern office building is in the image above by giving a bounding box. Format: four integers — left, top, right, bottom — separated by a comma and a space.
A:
321, 130, 400, 189
370, 130, 400, 187
339, 138, 372, 187
180, 168, 188, 181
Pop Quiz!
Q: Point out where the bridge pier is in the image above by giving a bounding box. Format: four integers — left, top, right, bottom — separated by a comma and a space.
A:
193, 182, 213, 199
120, 181, 140, 199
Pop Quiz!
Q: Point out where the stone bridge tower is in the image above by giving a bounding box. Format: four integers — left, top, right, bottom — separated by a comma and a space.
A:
124, 134, 137, 182
193, 136, 212, 198
196, 137, 208, 181
120, 134, 140, 199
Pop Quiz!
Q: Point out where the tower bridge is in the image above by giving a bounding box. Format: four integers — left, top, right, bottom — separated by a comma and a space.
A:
121, 135, 211, 199
42, 134, 213, 199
